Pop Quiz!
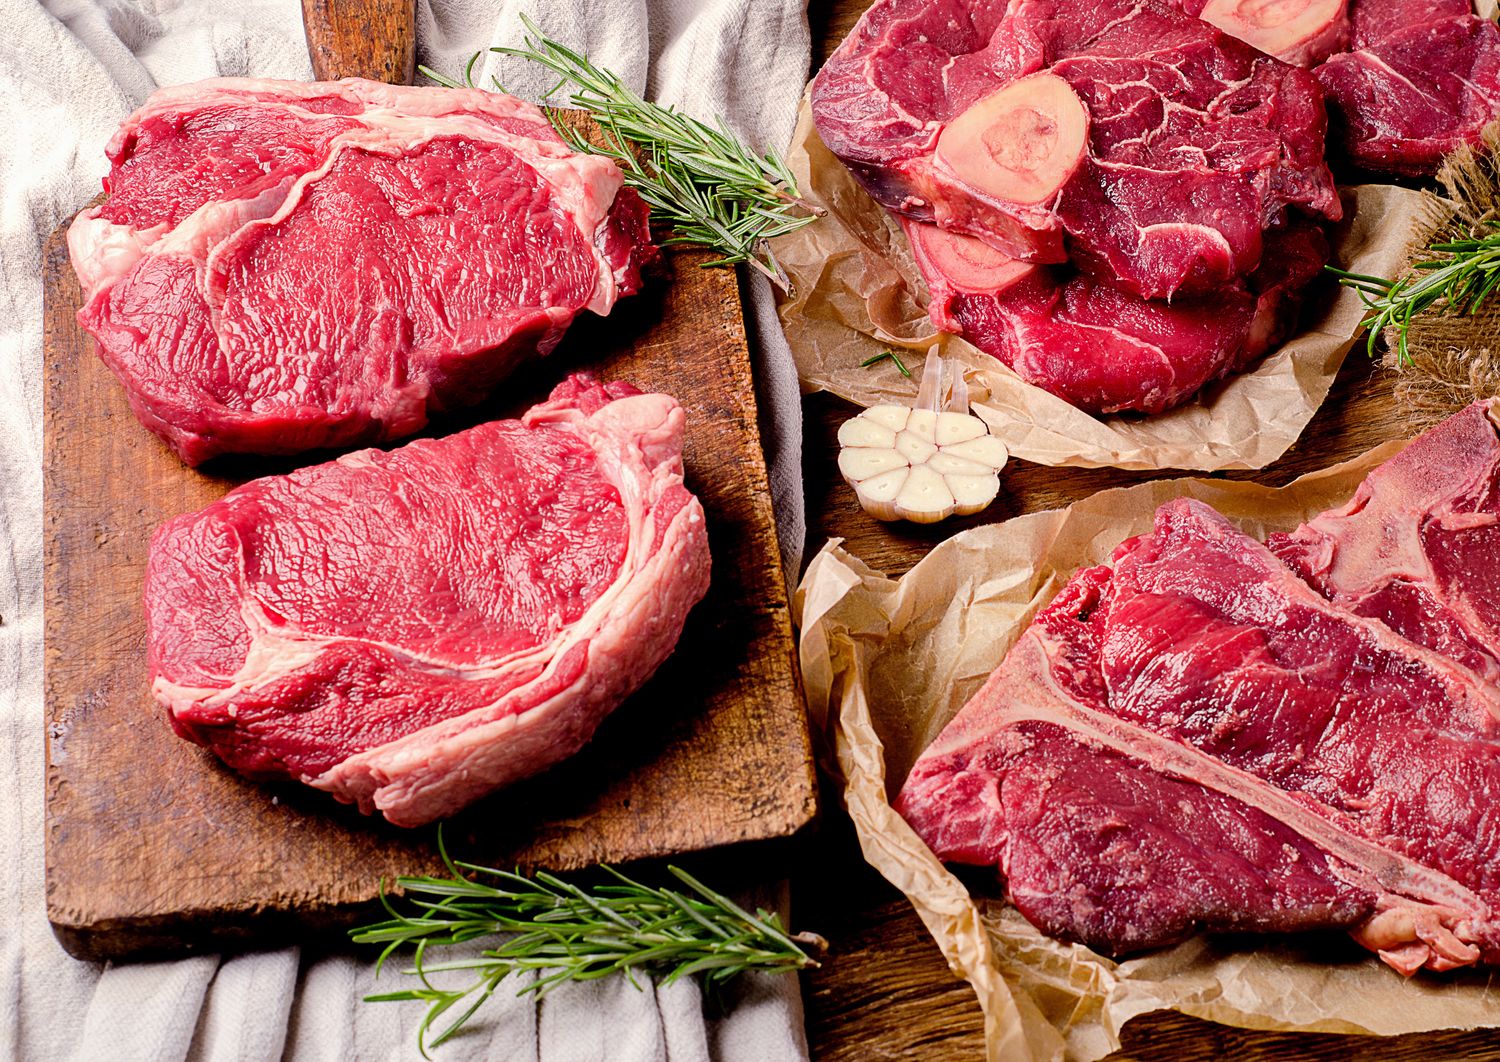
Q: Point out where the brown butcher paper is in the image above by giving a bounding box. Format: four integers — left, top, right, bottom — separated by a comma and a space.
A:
794, 444, 1500, 1061
772, 98, 1450, 471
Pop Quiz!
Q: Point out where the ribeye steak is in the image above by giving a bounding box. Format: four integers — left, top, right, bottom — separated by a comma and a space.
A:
812, 0, 1340, 299
898, 400, 1500, 974
69, 78, 655, 465
146, 376, 710, 827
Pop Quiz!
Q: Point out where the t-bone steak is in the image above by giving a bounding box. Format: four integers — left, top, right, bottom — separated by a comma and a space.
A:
897, 400, 1500, 974
905, 217, 1327, 414
68, 78, 655, 466
1314, 0, 1500, 175
1270, 398, 1500, 686
145, 376, 710, 827
811, 0, 1341, 299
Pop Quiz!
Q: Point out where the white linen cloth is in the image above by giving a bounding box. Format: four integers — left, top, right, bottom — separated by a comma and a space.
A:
1, 0, 811, 1058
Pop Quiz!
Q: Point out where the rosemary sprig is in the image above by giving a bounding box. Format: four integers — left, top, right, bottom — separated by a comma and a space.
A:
419, 15, 821, 287
1326, 229, 1500, 365
860, 349, 912, 378
352, 831, 823, 1056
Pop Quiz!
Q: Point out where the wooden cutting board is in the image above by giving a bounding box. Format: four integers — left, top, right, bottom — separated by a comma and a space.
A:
43, 3, 816, 962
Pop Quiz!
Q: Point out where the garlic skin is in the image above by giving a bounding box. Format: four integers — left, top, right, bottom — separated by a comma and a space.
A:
837, 404, 1008, 523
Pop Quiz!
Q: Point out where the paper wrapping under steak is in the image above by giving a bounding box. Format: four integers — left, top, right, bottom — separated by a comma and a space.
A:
773, 96, 1449, 471
794, 444, 1500, 1062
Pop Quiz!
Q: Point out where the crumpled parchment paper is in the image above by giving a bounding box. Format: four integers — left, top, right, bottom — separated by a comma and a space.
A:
771, 98, 1452, 471
794, 443, 1500, 1062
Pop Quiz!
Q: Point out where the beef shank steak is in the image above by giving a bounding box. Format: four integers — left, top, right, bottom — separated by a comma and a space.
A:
146, 376, 710, 827
69, 78, 655, 465
1172, 0, 1500, 176
1314, 0, 1500, 175
905, 217, 1328, 414
1177, 0, 1351, 66
897, 401, 1500, 974
811, 0, 1340, 299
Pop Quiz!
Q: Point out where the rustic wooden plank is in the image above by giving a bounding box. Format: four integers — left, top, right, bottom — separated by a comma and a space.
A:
44, 166, 816, 961
301, 0, 415, 83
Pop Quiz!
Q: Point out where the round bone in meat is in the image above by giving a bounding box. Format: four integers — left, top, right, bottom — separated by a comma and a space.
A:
1198, 0, 1349, 66
934, 74, 1089, 207
907, 222, 1035, 294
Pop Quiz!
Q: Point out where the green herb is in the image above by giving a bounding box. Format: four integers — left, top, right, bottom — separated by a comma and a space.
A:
352, 831, 823, 1057
1326, 228, 1500, 364
419, 15, 821, 287
860, 349, 913, 378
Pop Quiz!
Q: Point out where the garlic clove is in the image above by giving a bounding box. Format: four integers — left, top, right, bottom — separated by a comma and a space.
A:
838, 446, 908, 480
948, 473, 1001, 515
864, 405, 912, 432
895, 431, 939, 465
934, 411, 988, 446
905, 409, 940, 443
926, 451, 992, 477
845, 475, 899, 521
837, 417, 897, 449
897, 466, 954, 524
943, 435, 1009, 468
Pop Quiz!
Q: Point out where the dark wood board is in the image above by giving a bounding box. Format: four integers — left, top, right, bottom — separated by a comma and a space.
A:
301, 0, 415, 83
43, 187, 816, 960
798, 2, 1500, 1059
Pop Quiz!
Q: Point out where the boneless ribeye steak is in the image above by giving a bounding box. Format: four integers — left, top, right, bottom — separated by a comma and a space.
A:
146, 376, 710, 827
897, 400, 1500, 974
1314, 0, 1500, 174
69, 78, 655, 465
905, 216, 1327, 414
812, 0, 1340, 299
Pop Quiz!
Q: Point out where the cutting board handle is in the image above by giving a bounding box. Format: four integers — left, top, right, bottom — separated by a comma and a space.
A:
302, 0, 417, 84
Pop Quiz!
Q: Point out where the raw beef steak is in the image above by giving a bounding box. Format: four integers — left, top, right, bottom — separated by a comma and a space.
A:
69, 78, 655, 465
1271, 399, 1500, 684
146, 376, 710, 827
905, 217, 1327, 414
898, 402, 1500, 974
811, 0, 1340, 298
1315, 0, 1500, 174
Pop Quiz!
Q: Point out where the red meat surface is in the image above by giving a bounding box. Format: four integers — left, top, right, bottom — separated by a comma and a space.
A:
1315, 0, 1500, 175
906, 217, 1327, 414
811, 0, 1340, 298
146, 376, 711, 827
898, 401, 1500, 974
69, 78, 655, 465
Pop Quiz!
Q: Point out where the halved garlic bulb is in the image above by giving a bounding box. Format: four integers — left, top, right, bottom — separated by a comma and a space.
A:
838, 404, 1008, 523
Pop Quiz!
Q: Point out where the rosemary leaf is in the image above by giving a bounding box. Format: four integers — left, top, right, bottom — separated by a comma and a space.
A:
860, 349, 912, 378
1326, 227, 1500, 364
352, 829, 823, 1057
421, 15, 821, 288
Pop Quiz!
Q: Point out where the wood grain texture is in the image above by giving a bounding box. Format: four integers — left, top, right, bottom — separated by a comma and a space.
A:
797, 2, 1500, 1059
301, 0, 415, 83
44, 125, 816, 959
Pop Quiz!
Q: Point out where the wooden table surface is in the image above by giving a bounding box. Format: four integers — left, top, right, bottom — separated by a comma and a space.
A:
791, 2, 1500, 1058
